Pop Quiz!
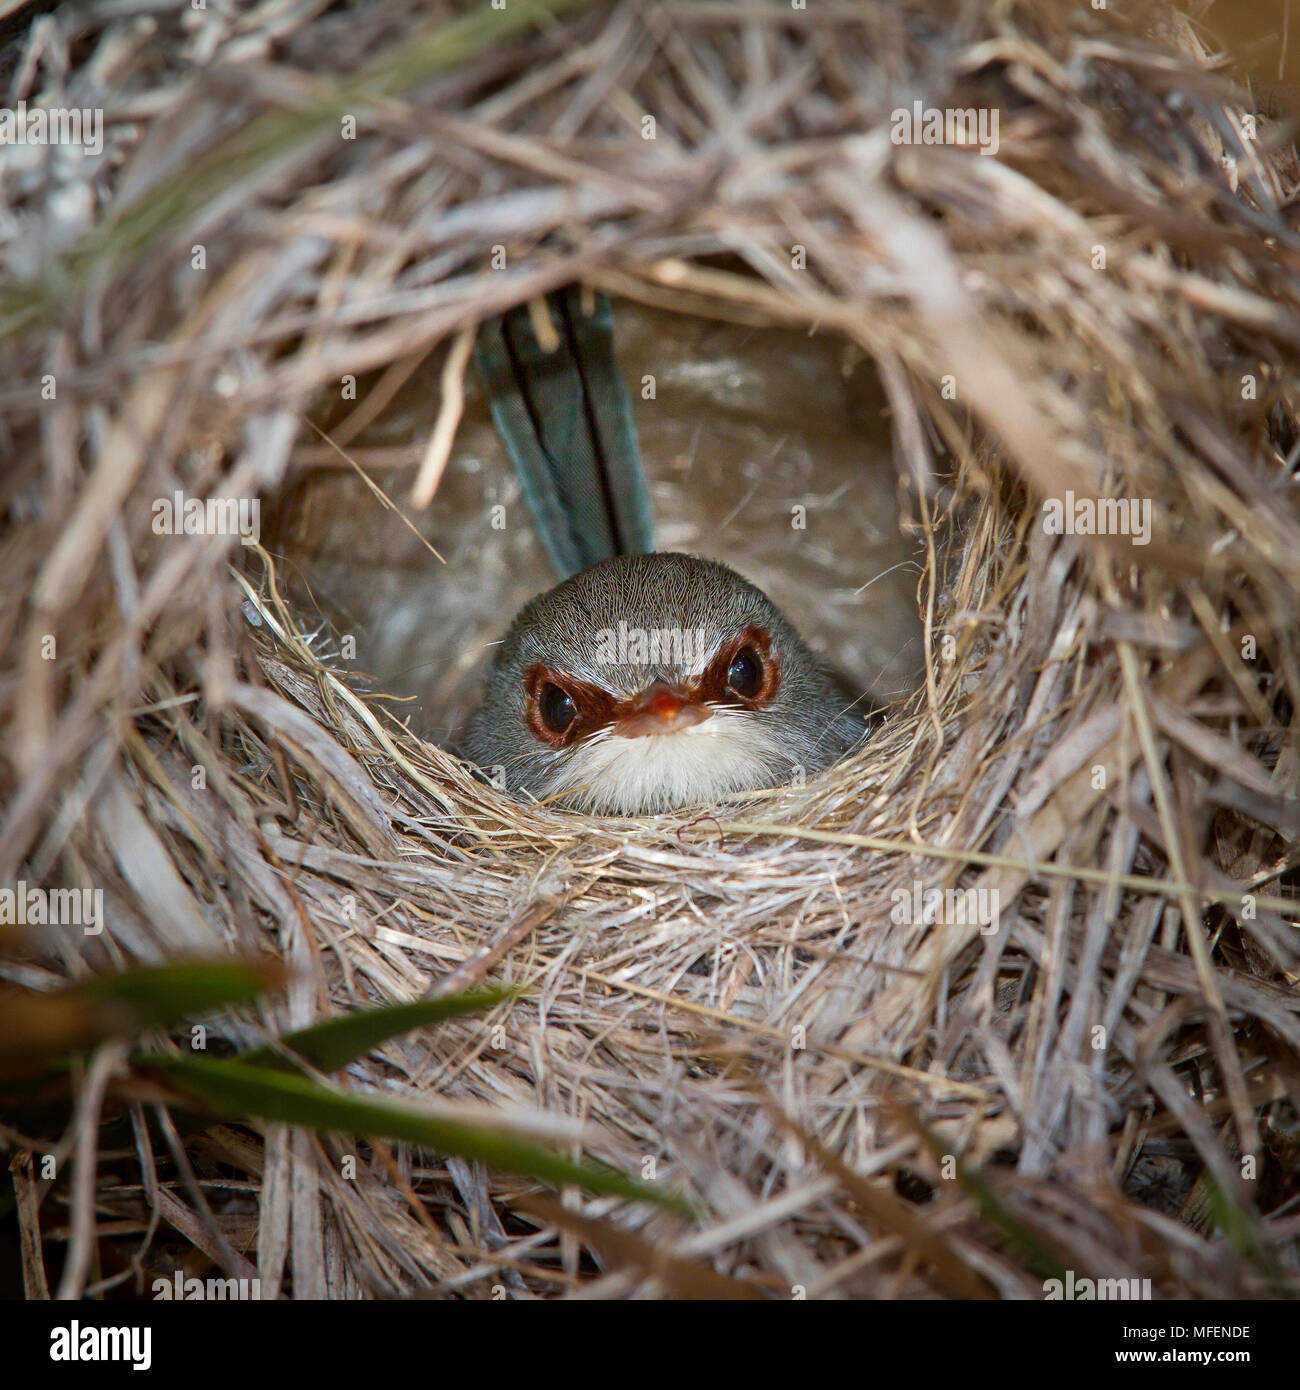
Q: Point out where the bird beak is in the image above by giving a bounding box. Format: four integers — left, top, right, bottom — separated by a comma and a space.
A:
613, 681, 713, 739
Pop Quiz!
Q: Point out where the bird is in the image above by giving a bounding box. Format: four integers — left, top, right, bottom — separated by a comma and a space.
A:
461, 552, 865, 815
464, 287, 865, 814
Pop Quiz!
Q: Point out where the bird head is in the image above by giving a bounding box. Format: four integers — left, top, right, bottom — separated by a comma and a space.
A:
461, 553, 864, 815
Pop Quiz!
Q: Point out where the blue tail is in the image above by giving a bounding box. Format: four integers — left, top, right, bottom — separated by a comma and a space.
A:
474, 287, 655, 580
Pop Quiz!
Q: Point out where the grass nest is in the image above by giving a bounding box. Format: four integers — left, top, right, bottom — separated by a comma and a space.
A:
2, 0, 1299, 1299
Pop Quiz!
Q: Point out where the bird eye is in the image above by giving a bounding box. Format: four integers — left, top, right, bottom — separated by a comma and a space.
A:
538, 682, 577, 735
727, 646, 763, 698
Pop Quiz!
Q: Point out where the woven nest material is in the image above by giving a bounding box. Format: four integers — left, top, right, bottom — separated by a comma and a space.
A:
2, 0, 1300, 1299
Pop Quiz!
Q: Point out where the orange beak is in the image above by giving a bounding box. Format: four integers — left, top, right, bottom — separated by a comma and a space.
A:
613, 681, 713, 739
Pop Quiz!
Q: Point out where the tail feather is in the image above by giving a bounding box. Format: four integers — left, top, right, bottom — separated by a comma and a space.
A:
474, 287, 654, 580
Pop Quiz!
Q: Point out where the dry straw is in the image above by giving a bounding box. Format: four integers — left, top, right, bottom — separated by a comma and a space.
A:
1, 0, 1298, 1298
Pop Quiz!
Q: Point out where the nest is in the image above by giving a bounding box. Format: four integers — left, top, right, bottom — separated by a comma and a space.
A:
3, 0, 1299, 1298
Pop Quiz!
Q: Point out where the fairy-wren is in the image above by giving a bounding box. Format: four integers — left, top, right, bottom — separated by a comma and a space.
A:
462, 552, 864, 815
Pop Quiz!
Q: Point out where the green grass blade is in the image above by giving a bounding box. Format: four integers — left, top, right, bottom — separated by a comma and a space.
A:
71, 959, 285, 1024
239, 987, 520, 1074
1202, 1176, 1296, 1298
136, 1053, 684, 1211
0, 959, 283, 1063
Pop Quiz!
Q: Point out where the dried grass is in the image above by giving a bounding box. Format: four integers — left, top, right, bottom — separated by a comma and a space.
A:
2, 0, 1299, 1298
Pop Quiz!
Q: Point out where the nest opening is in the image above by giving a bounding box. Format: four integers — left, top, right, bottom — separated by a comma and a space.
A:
264, 292, 928, 751
3, 0, 1299, 1300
